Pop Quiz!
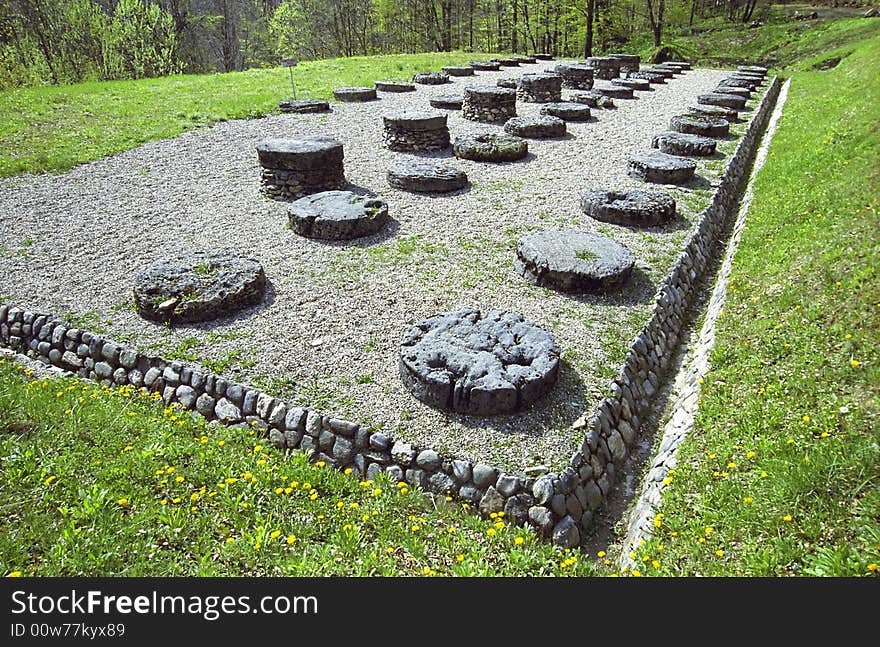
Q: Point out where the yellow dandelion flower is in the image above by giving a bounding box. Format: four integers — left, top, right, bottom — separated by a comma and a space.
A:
746, 451, 756, 459
744, 496, 753, 504
44, 475, 56, 485
175, 476, 184, 483
270, 530, 281, 539
123, 445, 133, 452
760, 471, 768, 478
850, 359, 861, 367
400, 487, 409, 494
411, 525, 420, 532
456, 554, 464, 562
716, 550, 724, 557
117, 498, 128, 506
727, 462, 736, 469
160, 499, 167, 505
486, 528, 496, 537
172, 497, 181, 504
783, 515, 792, 522
302, 482, 311, 489
284, 487, 293, 495
867, 564, 877, 572
494, 521, 505, 529
372, 488, 382, 496
257, 459, 266, 466
309, 492, 318, 500
597, 550, 606, 558
652, 560, 660, 569
226, 537, 234, 544
190, 492, 198, 502
632, 570, 642, 577
698, 537, 706, 544
218, 440, 225, 447
275, 487, 284, 495
515, 537, 525, 546
9, 571, 23, 577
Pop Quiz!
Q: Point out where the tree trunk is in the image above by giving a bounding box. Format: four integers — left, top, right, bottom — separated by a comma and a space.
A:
584, 0, 595, 58
511, 0, 518, 53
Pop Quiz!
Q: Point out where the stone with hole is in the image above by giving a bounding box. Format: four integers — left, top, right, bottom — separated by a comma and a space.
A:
504, 115, 566, 138
399, 307, 560, 415
133, 253, 266, 323
288, 190, 389, 241
628, 151, 697, 184
515, 229, 635, 293
652, 131, 717, 157
670, 114, 730, 138
387, 160, 468, 193
333, 86, 377, 102
453, 133, 528, 162
540, 102, 591, 121
580, 189, 676, 227
278, 99, 330, 113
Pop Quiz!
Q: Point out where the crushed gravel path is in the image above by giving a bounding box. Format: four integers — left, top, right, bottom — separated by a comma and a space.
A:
0, 61, 735, 471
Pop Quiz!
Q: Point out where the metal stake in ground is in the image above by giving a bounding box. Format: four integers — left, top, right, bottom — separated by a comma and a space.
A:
282, 58, 298, 100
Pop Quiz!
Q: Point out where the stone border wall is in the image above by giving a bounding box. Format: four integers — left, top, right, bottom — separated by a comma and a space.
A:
0, 76, 780, 548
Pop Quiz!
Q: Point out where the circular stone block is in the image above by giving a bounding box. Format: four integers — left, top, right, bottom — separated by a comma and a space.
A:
697, 92, 747, 110
442, 66, 475, 76
687, 104, 739, 122
612, 77, 650, 91
628, 151, 697, 184
627, 70, 666, 84
515, 229, 635, 292
646, 66, 675, 79
608, 53, 641, 73
462, 85, 517, 123
383, 109, 447, 131
398, 307, 560, 415
413, 72, 450, 85
133, 253, 266, 323
504, 115, 566, 138
374, 80, 416, 92
278, 99, 330, 113
585, 57, 621, 80
534, 53, 554, 60
593, 83, 633, 99
517, 73, 563, 103
429, 94, 463, 110
333, 86, 377, 101
453, 133, 529, 162
715, 85, 751, 99
670, 114, 730, 138
652, 131, 717, 157
652, 63, 682, 75
719, 76, 759, 89
570, 90, 614, 108
387, 160, 468, 193
665, 61, 692, 70
470, 60, 501, 71
498, 58, 520, 66
515, 56, 538, 64
580, 189, 676, 227
540, 102, 591, 121
382, 109, 450, 152
496, 77, 518, 89
554, 63, 594, 89
737, 65, 767, 76
729, 73, 764, 85
287, 190, 389, 240
256, 136, 346, 200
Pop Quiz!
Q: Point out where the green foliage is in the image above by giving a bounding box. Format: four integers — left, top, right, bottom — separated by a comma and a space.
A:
102, 0, 181, 80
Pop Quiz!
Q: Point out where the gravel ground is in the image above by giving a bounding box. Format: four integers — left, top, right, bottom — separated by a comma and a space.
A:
0, 61, 743, 472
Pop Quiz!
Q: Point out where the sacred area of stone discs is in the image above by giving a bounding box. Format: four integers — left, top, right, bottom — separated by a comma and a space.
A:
442, 65, 475, 76
382, 109, 450, 152
496, 77, 518, 89
651, 131, 717, 156
515, 229, 635, 293
670, 114, 730, 138
256, 136, 346, 200
697, 92, 747, 110
462, 86, 517, 123
413, 72, 450, 85
540, 102, 591, 121
332, 86, 377, 102
580, 189, 676, 227
469, 60, 501, 70
585, 57, 621, 80
608, 53, 641, 73
133, 253, 266, 323
593, 83, 634, 100
278, 99, 330, 113
554, 63, 594, 89
504, 115, 566, 138
612, 77, 650, 91
517, 73, 563, 102
452, 133, 529, 162
429, 94, 463, 110
687, 104, 739, 122
627, 70, 666, 84
374, 80, 416, 92
387, 160, 468, 193
398, 307, 561, 416
287, 190, 389, 241
628, 151, 697, 184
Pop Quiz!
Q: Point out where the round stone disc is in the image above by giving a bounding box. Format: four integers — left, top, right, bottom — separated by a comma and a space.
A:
496, 77, 518, 89
429, 95, 463, 110
580, 189, 676, 227
333, 86, 377, 101
628, 151, 697, 184
697, 92, 747, 110
399, 307, 561, 415
504, 115, 566, 138
133, 253, 266, 323
256, 136, 344, 171
387, 160, 468, 193
278, 99, 330, 114
382, 109, 447, 131
287, 190, 389, 240
670, 114, 730, 138
540, 102, 591, 121
453, 133, 528, 162
442, 66, 475, 76
593, 83, 634, 99
375, 80, 416, 92
515, 229, 635, 292
686, 104, 739, 122
413, 72, 450, 85
651, 131, 717, 156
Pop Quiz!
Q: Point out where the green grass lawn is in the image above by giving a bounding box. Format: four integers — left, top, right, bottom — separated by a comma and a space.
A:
626, 29, 880, 577
0, 51, 494, 178
0, 358, 596, 577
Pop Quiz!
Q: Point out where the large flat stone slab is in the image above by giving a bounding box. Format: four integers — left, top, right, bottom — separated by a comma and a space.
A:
453, 133, 528, 162
670, 114, 730, 138
580, 189, 676, 227
628, 151, 697, 184
288, 190, 389, 240
504, 115, 566, 138
652, 131, 717, 156
387, 160, 468, 193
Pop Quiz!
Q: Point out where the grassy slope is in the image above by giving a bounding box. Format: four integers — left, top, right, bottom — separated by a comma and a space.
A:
627, 30, 880, 576
0, 51, 492, 177
0, 358, 595, 577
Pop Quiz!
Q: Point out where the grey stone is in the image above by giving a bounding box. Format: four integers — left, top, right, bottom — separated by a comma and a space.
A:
119, 349, 138, 369
268, 402, 288, 428
332, 86, 377, 101
369, 432, 391, 451
670, 114, 730, 138
566, 494, 583, 518
428, 471, 456, 494
329, 418, 358, 436
442, 65, 475, 76
554, 63, 594, 89
176, 385, 197, 409
503, 114, 566, 139
366, 463, 383, 480
245, 416, 268, 433
242, 388, 257, 415
190, 371, 205, 390
288, 190, 389, 240
429, 95, 463, 110
132, 253, 266, 323
256, 392, 275, 419
552, 516, 581, 548
387, 160, 468, 193
416, 449, 442, 470
607, 430, 627, 463
278, 99, 330, 113
458, 484, 482, 503
452, 133, 528, 162
504, 494, 532, 526
284, 428, 304, 449
532, 476, 555, 505
374, 80, 416, 92
399, 307, 560, 415
196, 393, 216, 418
268, 428, 286, 449
697, 92, 746, 110
128, 369, 144, 387
391, 440, 415, 466
144, 367, 162, 388
305, 410, 322, 436
471, 463, 498, 489
687, 104, 739, 122
300, 435, 318, 453
451, 460, 472, 483
412, 72, 450, 85
478, 486, 505, 515
580, 188, 676, 228
94, 361, 113, 379
496, 474, 520, 497
60, 351, 82, 369
540, 102, 591, 121
628, 151, 697, 184
318, 429, 336, 452
285, 407, 306, 431
333, 436, 355, 463
550, 493, 567, 517
528, 506, 554, 535
214, 398, 242, 423
226, 384, 244, 405
354, 427, 371, 448
516, 229, 635, 293
405, 468, 427, 489
112, 368, 127, 385
652, 131, 717, 156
